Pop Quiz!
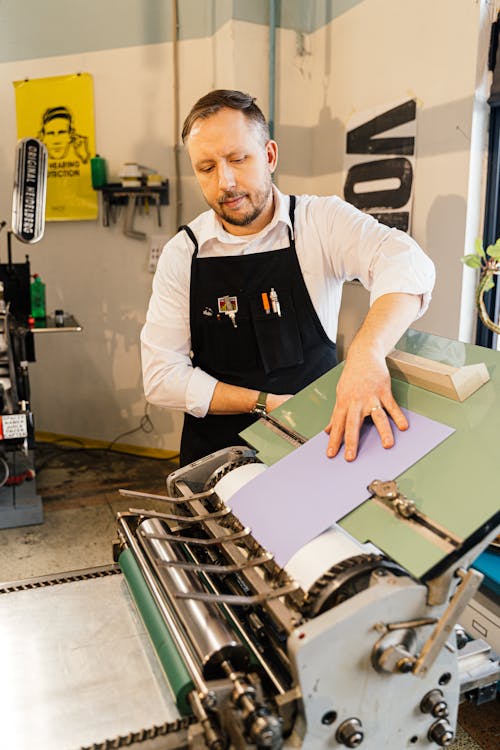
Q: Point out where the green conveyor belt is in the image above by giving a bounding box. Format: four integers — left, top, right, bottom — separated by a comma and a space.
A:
119, 548, 194, 716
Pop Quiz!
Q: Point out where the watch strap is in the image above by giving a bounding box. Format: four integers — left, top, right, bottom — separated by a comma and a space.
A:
252, 391, 268, 416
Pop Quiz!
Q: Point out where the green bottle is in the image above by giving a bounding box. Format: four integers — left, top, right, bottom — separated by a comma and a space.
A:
30, 274, 46, 319
90, 154, 107, 189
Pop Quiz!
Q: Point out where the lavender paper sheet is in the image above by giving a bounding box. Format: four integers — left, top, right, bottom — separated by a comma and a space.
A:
230, 409, 455, 567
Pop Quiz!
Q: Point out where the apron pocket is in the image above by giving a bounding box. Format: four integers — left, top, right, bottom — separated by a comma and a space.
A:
197, 314, 259, 375
250, 293, 304, 374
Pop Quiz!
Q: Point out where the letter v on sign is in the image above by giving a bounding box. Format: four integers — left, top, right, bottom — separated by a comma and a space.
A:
346, 99, 416, 156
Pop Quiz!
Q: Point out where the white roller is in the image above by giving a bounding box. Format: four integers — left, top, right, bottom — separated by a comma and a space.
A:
285, 525, 378, 591
214, 462, 267, 503
215, 461, 377, 592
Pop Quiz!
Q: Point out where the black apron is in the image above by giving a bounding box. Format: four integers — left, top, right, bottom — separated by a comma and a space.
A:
179, 195, 337, 465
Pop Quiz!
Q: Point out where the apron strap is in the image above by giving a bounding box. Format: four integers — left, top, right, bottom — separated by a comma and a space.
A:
288, 195, 296, 244
179, 224, 199, 258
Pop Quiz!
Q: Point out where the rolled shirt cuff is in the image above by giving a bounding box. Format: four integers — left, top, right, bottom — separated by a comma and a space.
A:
369, 258, 435, 320
185, 367, 218, 418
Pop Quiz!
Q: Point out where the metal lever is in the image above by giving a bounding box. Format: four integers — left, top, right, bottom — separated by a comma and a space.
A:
368, 479, 462, 548
368, 479, 415, 517
129, 506, 230, 524
372, 568, 483, 677
139, 527, 251, 546
413, 567, 483, 676
174, 581, 299, 606
119, 488, 216, 505
157, 552, 273, 574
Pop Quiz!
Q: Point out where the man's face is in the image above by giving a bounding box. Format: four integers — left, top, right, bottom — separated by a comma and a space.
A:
43, 117, 71, 159
185, 108, 278, 235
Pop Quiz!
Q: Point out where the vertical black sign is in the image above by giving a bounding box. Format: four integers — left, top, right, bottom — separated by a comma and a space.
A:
344, 100, 416, 231
12, 138, 47, 244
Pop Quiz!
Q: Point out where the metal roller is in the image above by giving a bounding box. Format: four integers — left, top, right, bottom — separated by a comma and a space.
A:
138, 517, 249, 679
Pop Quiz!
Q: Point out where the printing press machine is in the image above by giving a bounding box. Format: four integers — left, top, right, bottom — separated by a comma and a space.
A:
1, 330, 499, 750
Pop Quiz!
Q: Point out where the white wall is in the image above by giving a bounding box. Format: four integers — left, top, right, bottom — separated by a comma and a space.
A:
276, 0, 494, 348
0, 40, 203, 452
0, 1, 495, 454
0, 15, 273, 454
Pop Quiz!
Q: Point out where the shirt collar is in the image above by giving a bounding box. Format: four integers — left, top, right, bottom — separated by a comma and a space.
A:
197, 186, 293, 249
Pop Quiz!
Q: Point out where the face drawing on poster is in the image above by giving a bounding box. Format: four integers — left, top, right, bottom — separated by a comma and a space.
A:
38, 106, 90, 174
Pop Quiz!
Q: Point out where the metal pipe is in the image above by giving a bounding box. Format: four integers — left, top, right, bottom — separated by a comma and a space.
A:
269, 0, 277, 140
172, 0, 182, 228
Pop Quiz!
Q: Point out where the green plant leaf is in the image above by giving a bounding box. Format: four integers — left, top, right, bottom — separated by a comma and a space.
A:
474, 238, 486, 257
483, 276, 495, 292
486, 238, 500, 259
461, 254, 482, 268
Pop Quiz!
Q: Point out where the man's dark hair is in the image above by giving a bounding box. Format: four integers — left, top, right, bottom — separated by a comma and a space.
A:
41, 106, 73, 131
181, 90, 270, 145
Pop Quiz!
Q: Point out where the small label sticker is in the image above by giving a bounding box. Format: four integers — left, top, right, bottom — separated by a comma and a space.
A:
1, 414, 28, 439
218, 295, 238, 314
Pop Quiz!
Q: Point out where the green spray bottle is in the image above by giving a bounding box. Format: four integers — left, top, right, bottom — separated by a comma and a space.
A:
30, 273, 46, 319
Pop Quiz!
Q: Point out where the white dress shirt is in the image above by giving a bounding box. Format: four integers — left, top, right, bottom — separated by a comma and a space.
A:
141, 187, 435, 418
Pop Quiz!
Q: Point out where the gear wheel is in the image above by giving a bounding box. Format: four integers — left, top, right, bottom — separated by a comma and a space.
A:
203, 454, 260, 491
302, 553, 407, 618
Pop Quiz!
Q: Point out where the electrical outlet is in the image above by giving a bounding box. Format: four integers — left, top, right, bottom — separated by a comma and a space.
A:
148, 235, 168, 273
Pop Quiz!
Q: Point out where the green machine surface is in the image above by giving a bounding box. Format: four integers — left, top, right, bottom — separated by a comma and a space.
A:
240, 330, 500, 580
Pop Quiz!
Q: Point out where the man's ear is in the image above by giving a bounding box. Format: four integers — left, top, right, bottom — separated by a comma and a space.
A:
266, 140, 278, 174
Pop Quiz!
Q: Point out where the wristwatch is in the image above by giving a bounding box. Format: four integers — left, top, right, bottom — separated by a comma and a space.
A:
251, 391, 268, 416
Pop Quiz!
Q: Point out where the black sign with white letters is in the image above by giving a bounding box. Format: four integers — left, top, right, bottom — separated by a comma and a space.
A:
12, 138, 47, 244
344, 100, 416, 232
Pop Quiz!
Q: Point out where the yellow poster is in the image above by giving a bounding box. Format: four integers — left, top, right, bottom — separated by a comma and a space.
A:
14, 73, 98, 221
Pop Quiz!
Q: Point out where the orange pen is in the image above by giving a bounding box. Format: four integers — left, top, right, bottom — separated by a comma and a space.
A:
261, 292, 271, 314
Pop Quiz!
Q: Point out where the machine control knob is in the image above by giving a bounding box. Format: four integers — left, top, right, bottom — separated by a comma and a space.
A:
336, 718, 364, 747
420, 689, 449, 718
428, 718, 455, 747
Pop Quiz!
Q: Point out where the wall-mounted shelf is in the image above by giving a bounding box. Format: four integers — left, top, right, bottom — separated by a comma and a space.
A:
95, 181, 169, 238
31, 314, 82, 333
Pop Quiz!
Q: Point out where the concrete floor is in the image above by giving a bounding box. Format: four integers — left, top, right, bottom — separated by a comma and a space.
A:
0, 443, 497, 750
0, 485, 166, 581
0, 444, 174, 581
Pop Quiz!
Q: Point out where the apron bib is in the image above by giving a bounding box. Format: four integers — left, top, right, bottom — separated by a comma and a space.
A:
179, 196, 337, 465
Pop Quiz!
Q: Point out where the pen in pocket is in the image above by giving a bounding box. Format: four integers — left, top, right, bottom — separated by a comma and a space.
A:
270, 288, 281, 316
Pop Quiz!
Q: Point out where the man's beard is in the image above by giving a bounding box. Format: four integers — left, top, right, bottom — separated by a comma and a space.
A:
214, 177, 273, 228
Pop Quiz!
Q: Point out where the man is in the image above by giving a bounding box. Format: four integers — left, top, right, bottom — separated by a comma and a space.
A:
141, 90, 435, 466
38, 106, 90, 163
